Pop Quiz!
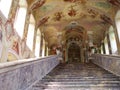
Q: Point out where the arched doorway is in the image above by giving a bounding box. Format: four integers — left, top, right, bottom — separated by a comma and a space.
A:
68, 43, 81, 62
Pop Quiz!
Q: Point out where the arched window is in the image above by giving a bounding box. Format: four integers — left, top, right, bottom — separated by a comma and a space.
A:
14, 0, 27, 38
109, 26, 118, 54
115, 10, 120, 41
104, 37, 109, 55
35, 29, 41, 57
26, 14, 35, 51
0, 0, 12, 18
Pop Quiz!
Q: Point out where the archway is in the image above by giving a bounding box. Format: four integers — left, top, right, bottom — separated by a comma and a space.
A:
68, 43, 81, 63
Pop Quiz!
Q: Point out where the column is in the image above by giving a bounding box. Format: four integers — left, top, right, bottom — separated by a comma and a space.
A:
107, 33, 112, 54
113, 23, 120, 55
8, 0, 19, 20
22, 11, 30, 42
32, 27, 37, 54
102, 43, 106, 54
44, 42, 48, 56
39, 34, 43, 57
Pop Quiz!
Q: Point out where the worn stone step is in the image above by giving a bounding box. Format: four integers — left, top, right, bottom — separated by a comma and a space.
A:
33, 87, 120, 90
41, 79, 120, 82
36, 81, 120, 86
43, 76, 119, 80
32, 62, 120, 90
33, 84, 120, 89
45, 75, 117, 78
33, 81, 120, 88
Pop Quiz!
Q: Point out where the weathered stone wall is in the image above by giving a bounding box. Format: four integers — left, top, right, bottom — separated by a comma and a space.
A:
92, 54, 120, 77
0, 55, 59, 90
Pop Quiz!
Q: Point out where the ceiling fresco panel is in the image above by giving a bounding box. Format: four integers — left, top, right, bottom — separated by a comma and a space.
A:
26, 0, 118, 48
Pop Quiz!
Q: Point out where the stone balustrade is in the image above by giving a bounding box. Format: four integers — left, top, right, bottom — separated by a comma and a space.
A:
92, 54, 120, 77
0, 55, 59, 90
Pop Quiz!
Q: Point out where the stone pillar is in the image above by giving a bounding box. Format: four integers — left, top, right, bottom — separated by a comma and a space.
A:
39, 34, 43, 57
42, 38, 45, 57
32, 27, 37, 53
113, 23, 120, 55
22, 11, 30, 42
46, 44, 48, 56
107, 33, 112, 54
102, 42, 106, 54
44, 43, 48, 56
8, 0, 19, 20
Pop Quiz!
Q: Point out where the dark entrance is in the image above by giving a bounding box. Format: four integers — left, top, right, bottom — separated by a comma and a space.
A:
68, 43, 81, 62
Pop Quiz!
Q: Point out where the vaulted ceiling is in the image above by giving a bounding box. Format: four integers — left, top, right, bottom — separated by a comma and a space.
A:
27, 0, 119, 48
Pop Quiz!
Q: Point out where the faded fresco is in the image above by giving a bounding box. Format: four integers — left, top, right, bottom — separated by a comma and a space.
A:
0, 12, 34, 62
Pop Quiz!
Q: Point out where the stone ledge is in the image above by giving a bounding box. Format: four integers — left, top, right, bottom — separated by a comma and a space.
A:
92, 54, 120, 77
0, 55, 59, 90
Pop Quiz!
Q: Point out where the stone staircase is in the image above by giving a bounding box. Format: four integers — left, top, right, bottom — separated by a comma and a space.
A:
32, 62, 120, 90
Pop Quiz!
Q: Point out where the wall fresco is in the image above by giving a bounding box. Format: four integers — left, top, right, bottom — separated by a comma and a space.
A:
95, 2, 111, 9
0, 12, 35, 62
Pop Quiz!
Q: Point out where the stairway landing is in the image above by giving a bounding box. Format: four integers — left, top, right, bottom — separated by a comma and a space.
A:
32, 62, 120, 90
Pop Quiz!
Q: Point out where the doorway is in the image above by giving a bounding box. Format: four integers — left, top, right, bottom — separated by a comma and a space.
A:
68, 43, 81, 62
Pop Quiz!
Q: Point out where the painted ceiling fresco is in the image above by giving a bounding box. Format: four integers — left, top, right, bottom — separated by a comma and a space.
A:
28, 0, 119, 47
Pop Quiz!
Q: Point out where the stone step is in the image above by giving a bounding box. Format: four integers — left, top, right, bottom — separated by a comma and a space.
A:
45, 75, 117, 78
36, 81, 120, 85
48, 72, 115, 74
43, 76, 119, 80
33, 84, 120, 89
41, 79, 120, 82
32, 63, 120, 90
33, 87, 120, 90
34, 80, 120, 88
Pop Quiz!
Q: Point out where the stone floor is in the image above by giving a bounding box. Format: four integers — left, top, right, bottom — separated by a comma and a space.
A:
32, 62, 120, 90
